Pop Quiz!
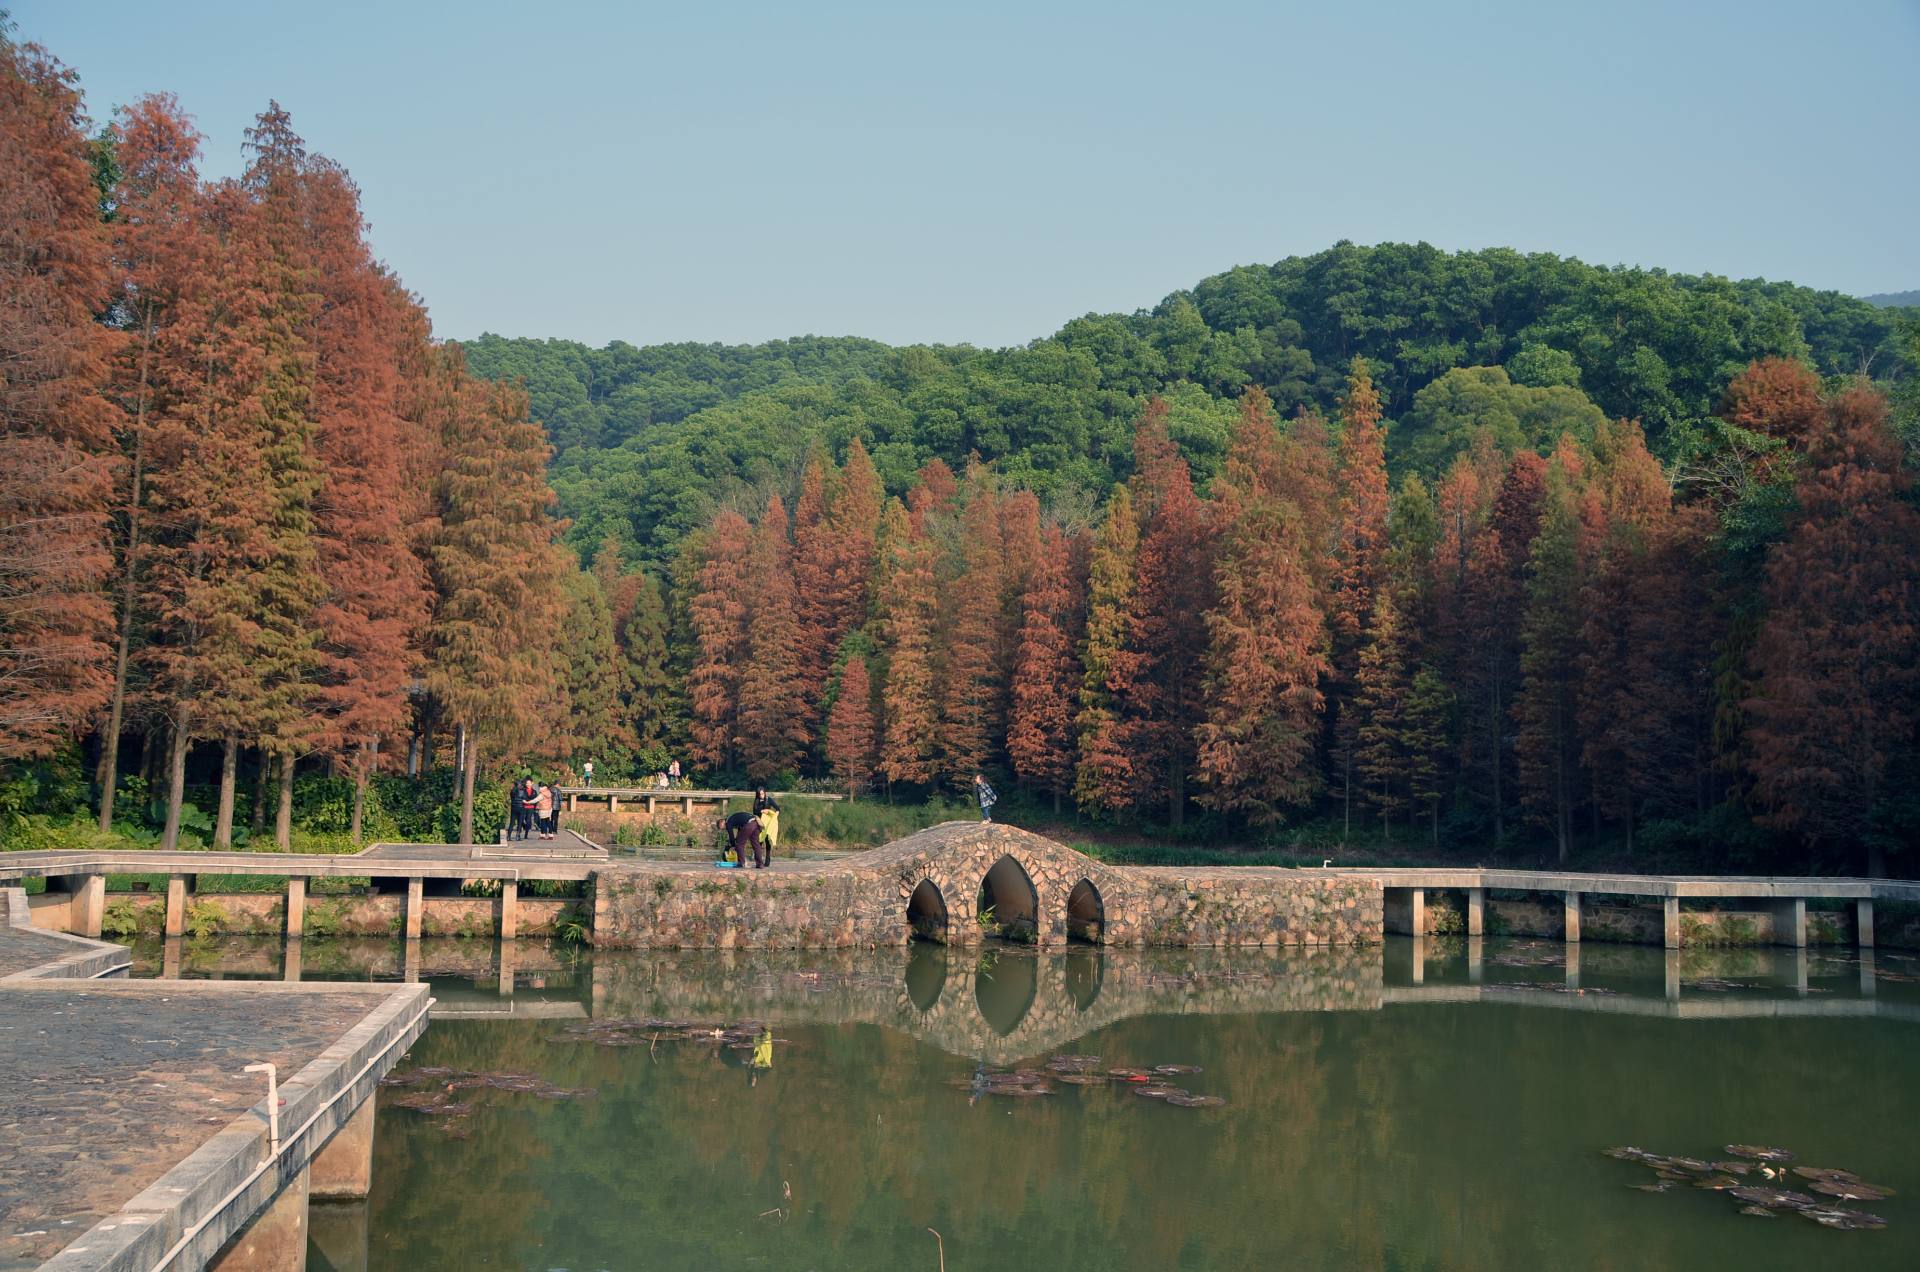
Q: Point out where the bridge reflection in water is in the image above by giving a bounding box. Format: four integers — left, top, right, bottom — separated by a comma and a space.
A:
127, 933, 1920, 1068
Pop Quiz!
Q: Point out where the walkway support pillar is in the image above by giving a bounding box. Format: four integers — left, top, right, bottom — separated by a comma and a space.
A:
1562, 890, 1582, 944
1466, 887, 1485, 937
285, 878, 305, 938
1857, 899, 1875, 949
681, 796, 694, 817
311, 1098, 376, 1200
72, 873, 105, 939
500, 879, 519, 940
209, 1163, 309, 1272
1771, 897, 1806, 948
165, 873, 189, 937
1662, 897, 1681, 950
1410, 888, 1426, 937
404, 877, 423, 939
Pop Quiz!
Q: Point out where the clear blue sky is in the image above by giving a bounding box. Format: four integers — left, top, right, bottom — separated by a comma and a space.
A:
17, 0, 1920, 348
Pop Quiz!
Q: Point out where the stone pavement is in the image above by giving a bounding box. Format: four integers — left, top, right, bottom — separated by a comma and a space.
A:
0, 982, 394, 1270
0, 928, 89, 979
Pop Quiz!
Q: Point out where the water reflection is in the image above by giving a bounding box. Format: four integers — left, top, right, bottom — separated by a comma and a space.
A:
125, 933, 1920, 1065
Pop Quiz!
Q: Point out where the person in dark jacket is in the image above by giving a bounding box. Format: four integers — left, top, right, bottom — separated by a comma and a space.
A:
732, 812, 768, 869
507, 779, 528, 841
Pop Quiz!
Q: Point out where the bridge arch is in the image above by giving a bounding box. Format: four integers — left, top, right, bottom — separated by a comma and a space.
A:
977, 854, 1039, 942
1067, 878, 1105, 944
907, 878, 949, 943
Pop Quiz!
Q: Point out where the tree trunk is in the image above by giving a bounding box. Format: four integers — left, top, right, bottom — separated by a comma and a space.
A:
275, 752, 294, 850
351, 740, 370, 847
459, 727, 477, 845
454, 722, 467, 782
1168, 755, 1184, 829
98, 309, 156, 832
137, 727, 157, 786
214, 735, 238, 848
251, 746, 270, 831
160, 707, 192, 853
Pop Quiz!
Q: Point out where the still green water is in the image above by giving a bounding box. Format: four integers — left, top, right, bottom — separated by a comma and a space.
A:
133, 936, 1920, 1269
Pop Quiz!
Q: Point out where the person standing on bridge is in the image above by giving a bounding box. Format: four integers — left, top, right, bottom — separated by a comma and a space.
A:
667, 757, 681, 787
974, 774, 997, 823
582, 759, 594, 788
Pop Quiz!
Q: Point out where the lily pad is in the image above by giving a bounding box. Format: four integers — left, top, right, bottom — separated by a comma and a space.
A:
1152, 1064, 1203, 1075
1708, 1161, 1754, 1176
1737, 1205, 1777, 1218
1725, 1145, 1795, 1163
1693, 1176, 1744, 1191
1107, 1068, 1153, 1081
1798, 1206, 1887, 1231
1165, 1094, 1227, 1108
1794, 1167, 1894, 1199
1133, 1084, 1184, 1099
1727, 1187, 1817, 1211
1054, 1073, 1108, 1086
1631, 1182, 1675, 1194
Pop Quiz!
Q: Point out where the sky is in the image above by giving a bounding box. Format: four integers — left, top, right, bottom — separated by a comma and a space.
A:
16, 0, 1920, 349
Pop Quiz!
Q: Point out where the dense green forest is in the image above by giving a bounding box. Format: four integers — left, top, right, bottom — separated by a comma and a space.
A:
463, 244, 1912, 569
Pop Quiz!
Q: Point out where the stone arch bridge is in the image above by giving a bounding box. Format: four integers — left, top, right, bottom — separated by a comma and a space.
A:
591, 822, 1382, 950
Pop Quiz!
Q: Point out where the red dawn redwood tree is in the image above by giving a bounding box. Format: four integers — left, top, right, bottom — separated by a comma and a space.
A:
424, 364, 560, 843
1747, 386, 1920, 876
687, 509, 753, 771
1119, 404, 1214, 823
875, 499, 938, 789
738, 494, 810, 780
825, 653, 876, 797
299, 156, 432, 839
788, 450, 836, 750
938, 485, 1004, 788
1074, 485, 1138, 814
0, 35, 119, 758
828, 435, 883, 633
1008, 523, 1078, 809
1194, 497, 1329, 820
1327, 359, 1391, 833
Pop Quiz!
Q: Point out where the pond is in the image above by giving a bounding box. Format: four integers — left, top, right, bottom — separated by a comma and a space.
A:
128, 935, 1920, 1270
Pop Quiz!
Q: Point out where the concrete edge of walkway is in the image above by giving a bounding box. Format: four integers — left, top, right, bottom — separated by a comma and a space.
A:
32, 979, 431, 1272
1, 886, 129, 981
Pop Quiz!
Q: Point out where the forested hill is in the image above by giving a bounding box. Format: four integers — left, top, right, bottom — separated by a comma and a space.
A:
462, 242, 1911, 568
1864, 290, 1920, 309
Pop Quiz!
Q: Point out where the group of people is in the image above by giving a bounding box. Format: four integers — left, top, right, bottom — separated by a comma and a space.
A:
578, 758, 685, 790
717, 788, 782, 869
507, 776, 564, 841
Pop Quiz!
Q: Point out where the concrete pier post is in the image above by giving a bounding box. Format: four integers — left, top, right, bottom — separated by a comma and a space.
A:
404, 877, 423, 939
208, 1163, 308, 1272
403, 938, 420, 984
1662, 897, 1681, 950
1409, 888, 1426, 937
284, 878, 306, 938
1789, 946, 1809, 995
1562, 891, 1582, 944
311, 1099, 376, 1200
567, 792, 577, 813
1466, 887, 1486, 937
165, 873, 189, 937
681, 796, 695, 817
162, 934, 183, 979
645, 795, 657, 816
1771, 897, 1806, 948
72, 873, 106, 939
1856, 899, 1875, 949
1664, 950, 1681, 1002
1565, 942, 1581, 990
500, 879, 519, 941
282, 940, 303, 982
610, 795, 620, 814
